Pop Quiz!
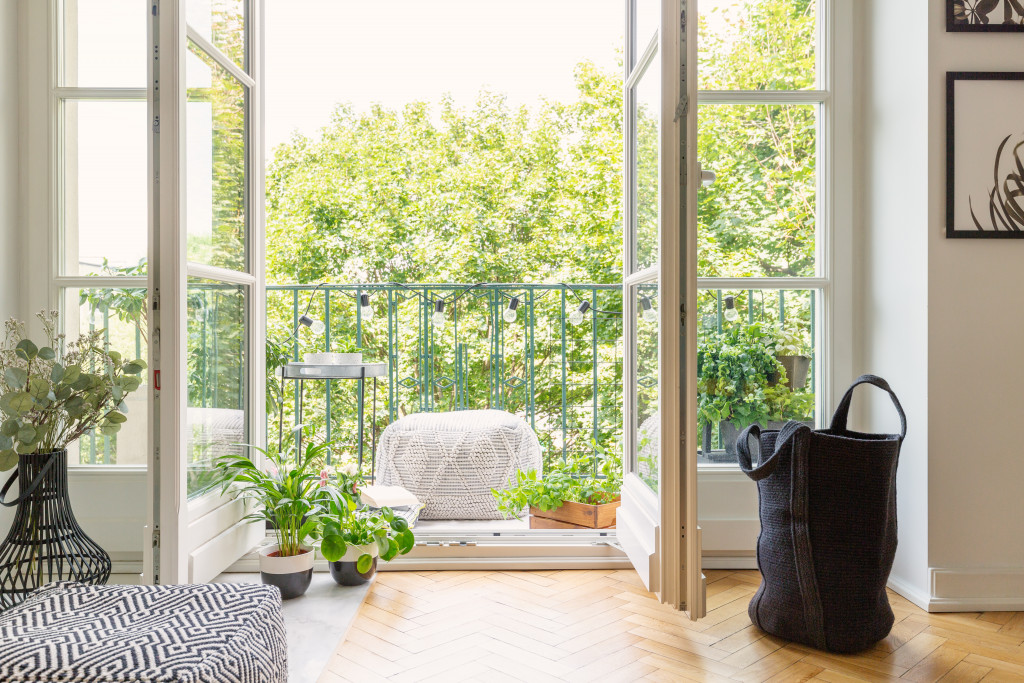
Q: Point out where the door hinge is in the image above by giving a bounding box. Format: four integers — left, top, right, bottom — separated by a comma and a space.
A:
152, 527, 161, 548
152, 0, 158, 16
680, 303, 686, 326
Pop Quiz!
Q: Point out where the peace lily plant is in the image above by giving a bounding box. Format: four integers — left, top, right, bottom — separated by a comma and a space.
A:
0, 311, 146, 469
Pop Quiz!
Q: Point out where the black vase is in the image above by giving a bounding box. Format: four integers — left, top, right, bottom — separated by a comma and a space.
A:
0, 450, 111, 609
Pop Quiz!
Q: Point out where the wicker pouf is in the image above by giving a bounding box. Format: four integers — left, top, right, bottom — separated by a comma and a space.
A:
376, 410, 543, 520
0, 582, 287, 683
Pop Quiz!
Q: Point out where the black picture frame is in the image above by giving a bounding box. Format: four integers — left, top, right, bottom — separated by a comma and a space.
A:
947, 0, 1024, 32
946, 71, 1024, 238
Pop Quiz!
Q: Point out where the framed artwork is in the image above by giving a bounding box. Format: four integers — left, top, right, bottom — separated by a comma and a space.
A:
948, 0, 1024, 31
947, 72, 1024, 238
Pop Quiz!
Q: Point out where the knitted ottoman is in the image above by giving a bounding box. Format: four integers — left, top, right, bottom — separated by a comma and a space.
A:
0, 582, 287, 683
376, 409, 542, 520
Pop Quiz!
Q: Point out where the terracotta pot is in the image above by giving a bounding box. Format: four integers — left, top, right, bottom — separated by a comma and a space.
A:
259, 545, 314, 599
328, 541, 379, 586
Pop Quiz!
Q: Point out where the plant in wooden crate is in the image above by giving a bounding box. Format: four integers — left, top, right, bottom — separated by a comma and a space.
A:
492, 447, 621, 529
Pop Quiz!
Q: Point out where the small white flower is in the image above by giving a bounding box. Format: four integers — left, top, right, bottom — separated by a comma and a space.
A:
340, 463, 358, 476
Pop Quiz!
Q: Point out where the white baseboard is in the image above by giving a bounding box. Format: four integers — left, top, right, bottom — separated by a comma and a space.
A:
702, 555, 758, 570
886, 573, 932, 611
926, 567, 1024, 612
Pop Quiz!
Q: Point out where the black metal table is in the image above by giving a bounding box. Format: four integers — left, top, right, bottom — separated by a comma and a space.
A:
279, 362, 387, 476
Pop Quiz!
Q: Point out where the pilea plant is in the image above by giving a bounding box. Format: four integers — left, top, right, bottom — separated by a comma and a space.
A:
319, 504, 415, 573
0, 311, 147, 470
492, 449, 621, 519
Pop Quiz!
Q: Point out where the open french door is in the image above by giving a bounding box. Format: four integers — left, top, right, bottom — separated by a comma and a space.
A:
617, 0, 704, 616
148, 0, 265, 584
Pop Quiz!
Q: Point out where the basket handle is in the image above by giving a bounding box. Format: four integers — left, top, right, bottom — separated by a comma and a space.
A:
737, 420, 810, 482
0, 453, 58, 508
829, 374, 907, 442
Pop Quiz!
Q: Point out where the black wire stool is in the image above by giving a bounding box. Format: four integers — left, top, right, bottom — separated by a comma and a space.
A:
0, 450, 111, 610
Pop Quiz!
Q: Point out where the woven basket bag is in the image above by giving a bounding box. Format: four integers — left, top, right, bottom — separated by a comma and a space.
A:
736, 374, 906, 653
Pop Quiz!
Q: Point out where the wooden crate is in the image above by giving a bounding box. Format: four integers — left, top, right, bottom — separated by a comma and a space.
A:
529, 499, 620, 529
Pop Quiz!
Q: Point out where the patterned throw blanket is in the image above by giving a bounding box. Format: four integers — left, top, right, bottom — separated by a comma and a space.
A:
0, 582, 287, 683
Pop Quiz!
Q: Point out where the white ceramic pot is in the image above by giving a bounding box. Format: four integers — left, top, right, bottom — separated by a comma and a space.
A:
340, 541, 379, 562
303, 352, 362, 365
259, 544, 315, 599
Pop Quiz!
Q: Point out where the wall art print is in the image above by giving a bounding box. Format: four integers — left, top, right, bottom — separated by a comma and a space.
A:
946, 72, 1024, 238
948, 0, 1024, 32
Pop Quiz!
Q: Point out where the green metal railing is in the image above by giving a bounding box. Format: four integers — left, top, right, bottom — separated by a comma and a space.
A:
268, 283, 627, 465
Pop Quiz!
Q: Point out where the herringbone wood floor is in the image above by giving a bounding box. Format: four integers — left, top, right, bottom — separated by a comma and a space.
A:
320, 569, 1024, 682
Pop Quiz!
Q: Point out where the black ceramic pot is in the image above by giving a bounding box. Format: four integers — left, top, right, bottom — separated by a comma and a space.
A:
259, 545, 314, 599
328, 543, 379, 586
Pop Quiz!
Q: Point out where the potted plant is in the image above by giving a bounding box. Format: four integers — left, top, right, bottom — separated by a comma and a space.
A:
698, 322, 815, 459
772, 323, 811, 390
492, 450, 622, 529
214, 441, 353, 599
0, 310, 147, 607
318, 466, 416, 585
304, 340, 362, 366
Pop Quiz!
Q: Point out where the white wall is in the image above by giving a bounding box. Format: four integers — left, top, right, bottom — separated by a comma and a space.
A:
857, 0, 1024, 611
925, 5, 1024, 610
0, 0, 20, 323
856, 0, 932, 607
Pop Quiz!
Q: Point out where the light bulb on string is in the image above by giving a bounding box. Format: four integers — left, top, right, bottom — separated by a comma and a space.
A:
359, 293, 374, 321
431, 299, 446, 328
503, 297, 520, 323
299, 314, 326, 335
569, 301, 591, 326
640, 295, 658, 323
723, 295, 739, 323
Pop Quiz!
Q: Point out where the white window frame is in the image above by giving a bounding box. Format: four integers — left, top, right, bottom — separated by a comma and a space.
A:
695, 0, 850, 455
47, 0, 149, 473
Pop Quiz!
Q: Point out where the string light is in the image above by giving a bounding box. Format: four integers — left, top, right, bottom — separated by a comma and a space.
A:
569, 301, 591, 326
723, 295, 739, 322
298, 314, 326, 335
359, 293, 373, 321
431, 299, 446, 328
503, 297, 520, 323
640, 296, 658, 323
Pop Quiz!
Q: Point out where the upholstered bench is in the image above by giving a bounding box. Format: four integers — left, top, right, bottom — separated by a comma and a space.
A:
376, 409, 542, 519
0, 581, 287, 683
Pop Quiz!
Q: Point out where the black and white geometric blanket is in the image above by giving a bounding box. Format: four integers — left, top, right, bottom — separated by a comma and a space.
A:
0, 582, 287, 682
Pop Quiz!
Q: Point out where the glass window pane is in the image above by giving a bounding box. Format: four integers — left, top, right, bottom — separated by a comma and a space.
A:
634, 283, 659, 492
187, 279, 248, 498
187, 0, 246, 71
62, 101, 148, 276
697, 288, 816, 465
698, 104, 817, 278
634, 55, 660, 272
64, 287, 149, 466
187, 42, 248, 272
60, 0, 147, 87
635, 0, 659, 59
698, 0, 816, 91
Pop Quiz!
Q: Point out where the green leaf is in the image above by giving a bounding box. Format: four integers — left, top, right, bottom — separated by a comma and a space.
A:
15, 339, 38, 360
62, 365, 81, 384
4, 367, 27, 387
0, 419, 18, 437
37, 346, 56, 361
0, 449, 16, 471
100, 423, 121, 436
320, 535, 346, 563
0, 434, 11, 450
106, 411, 128, 424
51, 364, 65, 383
16, 425, 36, 444
124, 361, 146, 375
28, 378, 49, 400
6, 393, 34, 415
356, 553, 374, 573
